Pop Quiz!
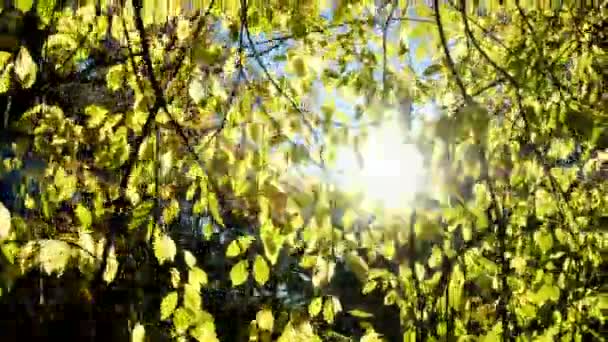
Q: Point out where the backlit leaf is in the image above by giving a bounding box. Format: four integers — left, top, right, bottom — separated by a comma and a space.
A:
131, 323, 145, 342
160, 291, 178, 320
230, 260, 249, 287
74, 204, 92, 231
14, 46, 36, 89
226, 240, 241, 258
256, 308, 274, 331
188, 267, 208, 290
154, 234, 177, 265
253, 255, 270, 285
309, 297, 323, 317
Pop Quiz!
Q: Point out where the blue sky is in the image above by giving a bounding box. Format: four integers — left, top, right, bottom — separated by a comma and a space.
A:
243, 5, 439, 190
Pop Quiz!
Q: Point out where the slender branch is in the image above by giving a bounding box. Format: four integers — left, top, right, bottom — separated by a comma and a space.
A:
163, 0, 217, 86
201, 0, 246, 148
471, 78, 505, 97
243, 8, 316, 141
389, 16, 435, 24
382, 0, 398, 97
460, 6, 519, 89
461, 13, 508, 50
433, 0, 468, 101
245, 42, 284, 58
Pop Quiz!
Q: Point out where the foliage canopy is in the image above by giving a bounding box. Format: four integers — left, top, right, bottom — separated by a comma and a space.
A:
0, 1, 605, 341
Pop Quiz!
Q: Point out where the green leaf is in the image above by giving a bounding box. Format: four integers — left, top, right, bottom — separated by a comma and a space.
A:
184, 284, 202, 311
348, 309, 374, 318
260, 221, 284, 265
256, 308, 274, 331
160, 291, 178, 320
384, 290, 398, 306
106, 64, 125, 91
190, 321, 219, 342
84, 105, 108, 128
153, 234, 177, 265
188, 79, 206, 104
309, 297, 323, 317
535, 283, 560, 303
208, 193, 224, 227
237, 236, 255, 253
188, 267, 209, 291
184, 251, 197, 268
173, 307, 194, 334
74, 204, 92, 231
361, 330, 383, 342
480, 322, 502, 342
312, 257, 335, 288
535, 189, 557, 219
38, 239, 74, 276
323, 295, 342, 324
415, 262, 426, 281
163, 199, 180, 225
14, 46, 36, 89
290, 56, 307, 77
534, 230, 554, 254
403, 330, 416, 342
253, 254, 270, 285
510, 256, 527, 274
230, 260, 249, 286
226, 240, 241, 258
160, 151, 173, 178
345, 252, 368, 283
473, 183, 491, 210
170, 268, 180, 288
131, 323, 145, 342
422, 63, 442, 77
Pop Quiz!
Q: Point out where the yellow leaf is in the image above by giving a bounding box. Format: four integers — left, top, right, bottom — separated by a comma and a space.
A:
230, 260, 249, 286
256, 308, 274, 331
226, 240, 241, 258
14, 46, 36, 89
131, 323, 145, 342
253, 255, 270, 285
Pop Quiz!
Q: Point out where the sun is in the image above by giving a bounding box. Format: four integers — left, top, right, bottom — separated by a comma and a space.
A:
337, 123, 426, 211
359, 124, 425, 208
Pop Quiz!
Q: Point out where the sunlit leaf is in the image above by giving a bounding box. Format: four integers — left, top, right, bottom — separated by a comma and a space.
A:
14, 46, 36, 89
170, 267, 180, 288
188, 267, 208, 291
208, 193, 224, 227
74, 204, 92, 231
154, 234, 177, 265
160, 291, 178, 320
534, 230, 554, 254
184, 284, 202, 311
84, 105, 108, 128
184, 251, 196, 269
226, 240, 241, 258
190, 321, 219, 342
256, 308, 274, 331
230, 260, 249, 287
131, 323, 145, 342
253, 254, 270, 285
309, 297, 323, 317
173, 307, 194, 334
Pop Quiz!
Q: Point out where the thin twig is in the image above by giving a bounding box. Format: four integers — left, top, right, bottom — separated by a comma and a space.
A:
243, 8, 316, 142
433, 0, 468, 101
382, 0, 398, 97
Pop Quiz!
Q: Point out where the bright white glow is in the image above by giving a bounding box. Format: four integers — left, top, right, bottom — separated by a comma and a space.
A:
359, 124, 425, 208
335, 123, 426, 211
